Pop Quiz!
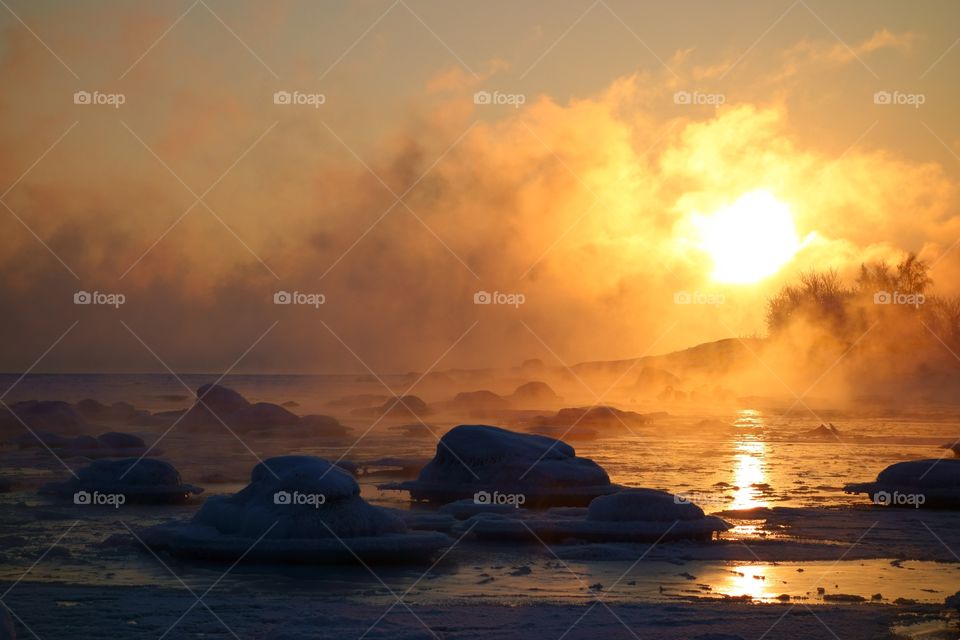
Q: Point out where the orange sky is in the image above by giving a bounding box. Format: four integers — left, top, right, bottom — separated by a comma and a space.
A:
1, 0, 959, 373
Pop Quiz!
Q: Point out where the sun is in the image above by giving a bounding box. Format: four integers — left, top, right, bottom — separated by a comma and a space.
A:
690, 190, 801, 284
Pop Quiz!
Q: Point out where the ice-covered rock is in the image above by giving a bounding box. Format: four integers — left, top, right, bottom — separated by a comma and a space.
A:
10, 431, 153, 458
176, 384, 348, 436
804, 424, 841, 439
75, 399, 146, 425
197, 383, 251, 415
229, 402, 299, 429
0, 400, 86, 434
353, 395, 430, 418
449, 390, 510, 410
295, 414, 351, 437
323, 393, 389, 409
40, 458, 202, 504
530, 406, 654, 435
380, 424, 618, 506
463, 489, 731, 543
8, 430, 72, 449
510, 381, 560, 403
143, 456, 450, 563
844, 459, 960, 509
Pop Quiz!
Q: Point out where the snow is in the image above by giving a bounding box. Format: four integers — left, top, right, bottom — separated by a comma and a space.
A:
844, 459, 960, 508
0, 582, 912, 640
380, 424, 619, 506
142, 455, 451, 563
40, 458, 202, 503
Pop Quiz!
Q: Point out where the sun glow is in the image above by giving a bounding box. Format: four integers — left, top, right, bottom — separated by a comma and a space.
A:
691, 190, 801, 284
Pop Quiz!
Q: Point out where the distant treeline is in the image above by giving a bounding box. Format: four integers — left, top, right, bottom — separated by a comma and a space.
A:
766, 255, 960, 357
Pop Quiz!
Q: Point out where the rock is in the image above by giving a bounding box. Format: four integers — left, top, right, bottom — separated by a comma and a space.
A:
196, 383, 251, 416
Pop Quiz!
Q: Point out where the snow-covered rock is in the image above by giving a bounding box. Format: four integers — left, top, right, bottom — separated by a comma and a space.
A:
10, 431, 154, 458
176, 384, 348, 436
0, 400, 86, 434
380, 424, 619, 506
228, 402, 299, 429
353, 395, 430, 418
509, 381, 560, 404
142, 456, 450, 563
463, 489, 731, 543
844, 459, 960, 509
449, 390, 510, 410
75, 399, 146, 425
40, 458, 202, 504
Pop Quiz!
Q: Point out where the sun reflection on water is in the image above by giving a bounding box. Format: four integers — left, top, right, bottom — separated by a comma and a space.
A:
722, 565, 775, 600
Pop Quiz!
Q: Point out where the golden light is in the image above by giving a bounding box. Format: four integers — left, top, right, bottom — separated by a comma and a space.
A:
691, 190, 801, 284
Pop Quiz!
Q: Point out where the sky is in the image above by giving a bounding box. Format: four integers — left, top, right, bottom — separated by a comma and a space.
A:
1, 0, 959, 374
